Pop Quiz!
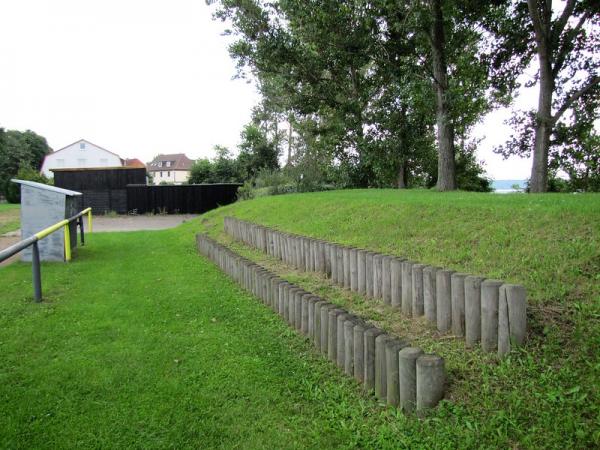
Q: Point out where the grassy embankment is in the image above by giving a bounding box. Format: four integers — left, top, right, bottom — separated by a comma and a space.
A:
0, 203, 20, 235
200, 189, 600, 448
0, 190, 598, 448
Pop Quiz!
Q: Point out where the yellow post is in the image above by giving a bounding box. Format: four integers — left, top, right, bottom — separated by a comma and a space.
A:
64, 224, 71, 261
88, 209, 93, 233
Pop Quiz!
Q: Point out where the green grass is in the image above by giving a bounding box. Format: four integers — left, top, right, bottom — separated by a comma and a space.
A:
0, 203, 20, 235
1, 190, 599, 448
199, 189, 600, 448
0, 221, 487, 449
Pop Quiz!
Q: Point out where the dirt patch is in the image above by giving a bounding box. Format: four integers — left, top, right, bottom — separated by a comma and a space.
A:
0, 235, 20, 266
92, 214, 199, 232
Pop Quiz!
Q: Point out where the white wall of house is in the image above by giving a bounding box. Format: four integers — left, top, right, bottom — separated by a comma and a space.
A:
41, 140, 122, 177
150, 170, 190, 185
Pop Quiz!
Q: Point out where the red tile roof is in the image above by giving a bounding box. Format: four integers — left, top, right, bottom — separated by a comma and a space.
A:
125, 158, 146, 168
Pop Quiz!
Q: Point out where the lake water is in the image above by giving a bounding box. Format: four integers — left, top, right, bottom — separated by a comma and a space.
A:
492, 180, 526, 193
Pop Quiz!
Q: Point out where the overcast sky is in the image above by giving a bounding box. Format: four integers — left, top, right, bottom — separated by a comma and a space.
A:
0, 0, 534, 180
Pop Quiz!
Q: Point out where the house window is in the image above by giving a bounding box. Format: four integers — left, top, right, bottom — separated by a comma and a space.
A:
166, 161, 171, 167
167, 171, 171, 177
160, 171, 163, 177
80, 142, 86, 150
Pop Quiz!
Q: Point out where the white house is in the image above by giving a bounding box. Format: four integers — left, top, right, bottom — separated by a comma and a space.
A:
41, 139, 124, 177
147, 154, 194, 185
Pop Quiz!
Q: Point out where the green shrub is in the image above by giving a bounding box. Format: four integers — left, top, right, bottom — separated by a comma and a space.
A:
4, 165, 51, 203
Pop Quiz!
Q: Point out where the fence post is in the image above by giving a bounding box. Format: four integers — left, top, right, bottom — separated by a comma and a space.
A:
64, 224, 72, 262
32, 241, 42, 302
88, 209, 93, 233
79, 216, 85, 245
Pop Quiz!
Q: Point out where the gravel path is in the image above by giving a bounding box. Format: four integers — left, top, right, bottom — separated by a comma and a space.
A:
91, 214, 198, 232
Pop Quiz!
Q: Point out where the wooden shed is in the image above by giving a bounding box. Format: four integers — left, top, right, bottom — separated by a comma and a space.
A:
52, 167, 146, 214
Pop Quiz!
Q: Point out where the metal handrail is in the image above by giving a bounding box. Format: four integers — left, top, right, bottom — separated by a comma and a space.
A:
0, 207, 92, 302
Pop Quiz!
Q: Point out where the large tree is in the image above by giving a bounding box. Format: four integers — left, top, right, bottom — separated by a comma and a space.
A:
209, 0, 496, 190
491, 0, 599, 192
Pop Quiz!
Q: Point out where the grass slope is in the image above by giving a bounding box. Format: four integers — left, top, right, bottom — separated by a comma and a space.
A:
200, 189, 600, 448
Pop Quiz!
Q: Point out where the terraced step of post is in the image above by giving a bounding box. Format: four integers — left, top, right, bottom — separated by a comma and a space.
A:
221, 218, 528, 359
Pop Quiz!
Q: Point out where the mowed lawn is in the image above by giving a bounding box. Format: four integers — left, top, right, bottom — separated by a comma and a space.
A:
1, 222, 447, 449
0, 203, 20, 235
1, 191, 599, 448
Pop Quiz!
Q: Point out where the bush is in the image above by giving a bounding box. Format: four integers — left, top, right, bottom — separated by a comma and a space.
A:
4, 165, 52, 203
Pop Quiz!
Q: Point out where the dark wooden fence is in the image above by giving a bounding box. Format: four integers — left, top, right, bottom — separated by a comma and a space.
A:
126, 184, 241, 214
53, 167, 147, 214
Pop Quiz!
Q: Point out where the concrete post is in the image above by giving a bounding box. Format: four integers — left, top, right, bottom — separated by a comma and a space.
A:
386, 338, 409, 406
336, 246, 344, 286
303, 238, 311, 271
382, 256, 392, 305
288, 287, 302, 326
320, 303, 334, 355
336, 312, 350, 368
423, 266, 438, 324
325, 243, 333, 278
366, 252, 375, 298
416, 355, 445, 412
314, 300, 326, 349
344, 317, 358, 376
398, 347, 424, 413
316, 241, 325, 274
352, 321, 370, 383
343, 247, 351, 289
498, 284, 527, 357
375, 334, 393, 400
401, 261, 413, 316
363, 327, 384, 392
307, 296, 317, 338
308, 239, 316, 272
330, 245, 338, 284
279, 282, 290, 318
373, 254, 383, 299
391, 258, 403, 309
301, 293, 312, 335
296, 237, 303, 270
328, 309, 344, 363
350, 248, 358, 292
282, 284, 291, 323
411, 264, 425, 317
357, 250, 367, 295
436, 269, 454, 333
465, 276, 484, 348
294, 290, 305, 331
451, 273, 468, 337
481, 279, 503, 352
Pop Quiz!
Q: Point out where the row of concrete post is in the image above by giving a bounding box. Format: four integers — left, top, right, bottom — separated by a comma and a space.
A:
197, 232, 446, 413
223, 217, 527, 357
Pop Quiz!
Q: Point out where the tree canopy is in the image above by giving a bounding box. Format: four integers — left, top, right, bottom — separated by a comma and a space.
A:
0, 128, 51, 202
208, 0, 599, 193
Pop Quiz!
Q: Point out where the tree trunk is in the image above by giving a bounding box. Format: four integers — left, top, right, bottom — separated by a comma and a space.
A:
287, 120, 293, 166
430, 0, 456, 191
528, 0, 553, 193
397, 160, 407, 189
